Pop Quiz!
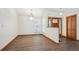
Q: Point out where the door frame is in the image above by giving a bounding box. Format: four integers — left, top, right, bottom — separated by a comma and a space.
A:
66, 15, 77, 40
59, 18, 62, 42
59, 18, 62, 37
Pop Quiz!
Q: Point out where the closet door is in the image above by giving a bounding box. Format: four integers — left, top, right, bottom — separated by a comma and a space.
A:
67, 16, 72, 39
66, 15, 76, 40
71, 15, 76, 40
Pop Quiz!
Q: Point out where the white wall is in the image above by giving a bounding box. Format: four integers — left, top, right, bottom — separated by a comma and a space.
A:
42, 11, 62, 43
17, 9, 61, 43
17, 9, 43, 35
62, 9, 79, 40
0, 8, 79, 50
18, 15, 42, 35
0, 9, 18, 50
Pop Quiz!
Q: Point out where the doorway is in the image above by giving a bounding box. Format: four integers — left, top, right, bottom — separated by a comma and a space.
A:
66, 15, 77, 40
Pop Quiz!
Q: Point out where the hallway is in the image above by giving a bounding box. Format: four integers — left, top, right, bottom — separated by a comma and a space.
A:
2, 35, 79, 51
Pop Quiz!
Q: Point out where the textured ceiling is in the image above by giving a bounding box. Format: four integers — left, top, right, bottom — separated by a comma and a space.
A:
44, 8, 79, 12
16, 8, 43, 16
16, 8, 79, 16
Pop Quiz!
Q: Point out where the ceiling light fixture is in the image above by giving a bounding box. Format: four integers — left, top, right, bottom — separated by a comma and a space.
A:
29, 9, 34, 20
59, 8, 63, 16
59, 12, 63, 16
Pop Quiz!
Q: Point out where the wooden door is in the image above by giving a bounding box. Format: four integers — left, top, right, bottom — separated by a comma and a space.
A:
71, 15, 76, 40
67, 17, 72, 39
66, 15, 76, 40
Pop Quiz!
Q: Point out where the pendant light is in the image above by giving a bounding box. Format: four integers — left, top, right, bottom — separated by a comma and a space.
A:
29, 9, 34, 20
59, 8, 63, 16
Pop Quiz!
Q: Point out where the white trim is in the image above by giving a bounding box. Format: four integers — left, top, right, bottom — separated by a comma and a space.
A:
0, 34, 18, 51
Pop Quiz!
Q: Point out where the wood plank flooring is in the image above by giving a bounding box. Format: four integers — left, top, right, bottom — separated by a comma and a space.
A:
2, 34, 79, 51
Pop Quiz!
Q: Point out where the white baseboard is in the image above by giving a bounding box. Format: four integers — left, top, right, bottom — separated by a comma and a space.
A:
42, 33, 59, 43
0, 33, 59, 50
18, 33, 42, 35
0, 34, 18, 51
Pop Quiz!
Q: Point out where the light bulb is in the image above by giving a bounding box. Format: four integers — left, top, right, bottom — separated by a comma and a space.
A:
30, 16, 33, 20
59, 12, 63, 16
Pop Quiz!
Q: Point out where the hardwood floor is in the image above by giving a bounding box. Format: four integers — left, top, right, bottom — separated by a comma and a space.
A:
2, 34, 79, 51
